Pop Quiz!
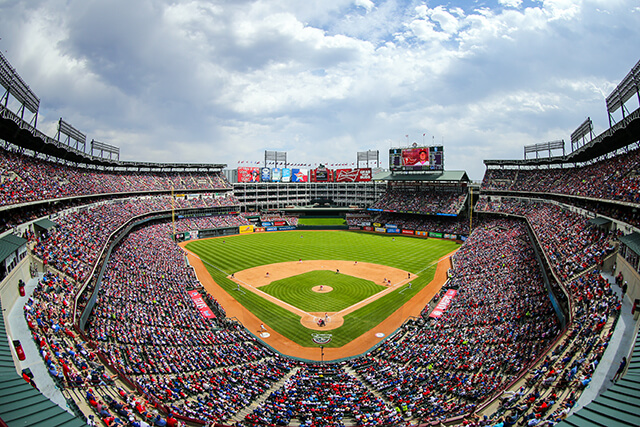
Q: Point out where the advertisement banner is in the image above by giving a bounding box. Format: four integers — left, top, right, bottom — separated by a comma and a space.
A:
375, 227, 386, 233
444, 233, 456, 240
357, 168, 372, 181
428, 232, 443, 238
335, 168, 373, 182
266, 226, 278, 232
429, 289, 457, 319
385, 223, 398, 228
239, 225, 254, 234
349, 226, 362, 230
335, 169, 358, 182
386, 228, 401, 234
274, 221, 286, 226
238, 167, 260, 182
260, 167, 271, 182
278, 226, 296, 231
315, 169, 329, 182
254, 227, 266, 233
272, 168, 282, 182
188, 290, 216, 319
361, 221, 371, 226
281, 168, 292, 182
291, 168, 309, 182
363, 226, 373, 231
415, 230, 429, 237
262, 221, 272, 226
373, 223, 381, 227
402, 229, 415, 235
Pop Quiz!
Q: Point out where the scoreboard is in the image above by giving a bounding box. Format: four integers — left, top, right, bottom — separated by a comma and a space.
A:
389, 145, 444, 171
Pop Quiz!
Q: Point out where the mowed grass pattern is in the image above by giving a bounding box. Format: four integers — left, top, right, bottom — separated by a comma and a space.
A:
186, 231, 459, 348
261, 270, 384, 312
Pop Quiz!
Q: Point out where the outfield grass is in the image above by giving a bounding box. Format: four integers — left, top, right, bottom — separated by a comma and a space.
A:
297, 217, 346, 226
186, 231, 459, 348
261, 270, 384, 312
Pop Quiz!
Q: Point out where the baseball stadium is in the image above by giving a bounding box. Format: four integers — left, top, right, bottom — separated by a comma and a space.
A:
1, 50, 640, 427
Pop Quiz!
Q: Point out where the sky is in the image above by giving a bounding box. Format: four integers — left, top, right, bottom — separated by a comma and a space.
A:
0, 0, 639, 180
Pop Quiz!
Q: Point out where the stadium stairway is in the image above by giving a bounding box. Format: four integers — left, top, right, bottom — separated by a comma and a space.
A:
556, 296, 640, 427
231, 365, 302, 423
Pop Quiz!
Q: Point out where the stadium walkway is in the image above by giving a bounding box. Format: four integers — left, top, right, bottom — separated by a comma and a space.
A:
5, 273, 73, 415
569, 272, 637, 415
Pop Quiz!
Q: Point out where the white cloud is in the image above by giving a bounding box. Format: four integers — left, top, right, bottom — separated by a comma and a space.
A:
498, 0, 523, 8
355, 0, 375, 12
0, 0, 638, 180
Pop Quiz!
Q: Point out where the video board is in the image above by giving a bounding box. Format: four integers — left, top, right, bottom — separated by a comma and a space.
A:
238, 167, 261, 182
389, 146, 444, 171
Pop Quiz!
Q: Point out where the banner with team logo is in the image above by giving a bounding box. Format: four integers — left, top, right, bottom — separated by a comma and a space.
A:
188, 290, 216, 319
281, 168, 292, 182
261, 168, 271, 182
291, 168, 309, 182
429, 289, 457, 318
272, 168, 282, 182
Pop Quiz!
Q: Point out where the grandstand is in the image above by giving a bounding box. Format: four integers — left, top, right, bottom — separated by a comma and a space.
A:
1, 45, 640, 427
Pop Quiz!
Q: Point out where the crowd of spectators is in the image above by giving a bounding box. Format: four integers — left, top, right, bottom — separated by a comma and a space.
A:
14, 155, 627, 426
475, 197, 616, 281
31, 195, 242, 283
370, 186, 467, 215
349, 220, 560, 424
370, 213, 469, 235
481, 147, 640, 204
245, 364, 408, 427
0, 147, 231, 207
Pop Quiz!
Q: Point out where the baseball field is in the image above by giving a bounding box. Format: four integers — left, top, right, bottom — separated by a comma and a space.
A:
182, 230, 458, 359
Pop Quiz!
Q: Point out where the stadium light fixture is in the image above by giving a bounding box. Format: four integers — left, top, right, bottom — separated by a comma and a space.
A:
570, 118, 593, 152
91, 139, 120, 161
605, 58, 640, 127
524, 140, 565, 160
0, 51, 40, 115
57, 118, 87, 152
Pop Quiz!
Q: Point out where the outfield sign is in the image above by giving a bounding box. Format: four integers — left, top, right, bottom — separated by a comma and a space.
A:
429, 289, 457, 319
239, 225, 254, 234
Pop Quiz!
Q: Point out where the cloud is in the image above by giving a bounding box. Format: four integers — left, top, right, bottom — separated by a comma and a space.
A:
498, 0, 522, 8
355, 0, 375, 12
0, 0, 638, 181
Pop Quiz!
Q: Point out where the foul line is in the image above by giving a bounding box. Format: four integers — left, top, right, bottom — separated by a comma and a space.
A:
187, 252, 308, 318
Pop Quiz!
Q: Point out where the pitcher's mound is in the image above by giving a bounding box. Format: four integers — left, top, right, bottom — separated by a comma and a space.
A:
312, 285, 333, 293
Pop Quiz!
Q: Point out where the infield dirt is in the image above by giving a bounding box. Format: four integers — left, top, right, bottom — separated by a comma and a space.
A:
181, 242, 455, 361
